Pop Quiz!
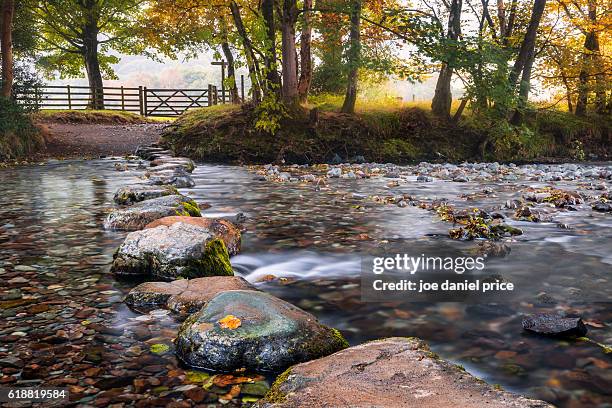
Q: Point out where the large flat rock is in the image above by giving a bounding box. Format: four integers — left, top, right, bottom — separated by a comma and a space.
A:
256, 337, 553, 408
125, 276, 256, 317
113, 184, 178, 205
175, 290, 348, 372
145, 216, 241, 255
111, 222, 233, 281
104, 195, 201, 231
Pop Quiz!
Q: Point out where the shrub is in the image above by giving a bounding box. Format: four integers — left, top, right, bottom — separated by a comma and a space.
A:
0, 97, 44, 161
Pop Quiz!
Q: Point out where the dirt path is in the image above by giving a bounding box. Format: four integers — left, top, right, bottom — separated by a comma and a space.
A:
39, 123, 166, 159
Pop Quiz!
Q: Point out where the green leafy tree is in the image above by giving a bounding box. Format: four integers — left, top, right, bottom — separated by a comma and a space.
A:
32, 0, 146, 109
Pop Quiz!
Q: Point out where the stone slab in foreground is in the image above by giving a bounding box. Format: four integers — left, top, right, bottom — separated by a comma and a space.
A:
256, 337, 553, 408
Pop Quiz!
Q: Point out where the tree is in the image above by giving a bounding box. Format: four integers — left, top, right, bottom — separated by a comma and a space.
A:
341, 0, 361, 113
1, 0, 14, 97
281, 0, 299, 105
32, 0, 145, 109
298, 0, 313, 102
431, 0, 463, 119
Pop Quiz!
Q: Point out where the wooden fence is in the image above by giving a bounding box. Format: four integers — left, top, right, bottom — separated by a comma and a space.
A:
14, 78, 245, 117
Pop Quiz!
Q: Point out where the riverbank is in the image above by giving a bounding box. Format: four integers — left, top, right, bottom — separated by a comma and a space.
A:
160, 103, 611, 165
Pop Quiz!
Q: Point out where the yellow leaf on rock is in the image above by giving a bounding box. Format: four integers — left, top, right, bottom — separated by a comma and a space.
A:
218, 315, 241, 330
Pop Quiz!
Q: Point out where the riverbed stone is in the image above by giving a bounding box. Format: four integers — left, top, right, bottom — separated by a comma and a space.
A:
150, 157, 195, 172
522, 313, 588, 337
255, 337, 553, 408
113, 184, 178, 205
175, 290, 348, 372
125, 276, 256, 316
145, 216, 241, 255
111, 222, 233, 281
145, 167, 196, 188
104, 195, 201, 230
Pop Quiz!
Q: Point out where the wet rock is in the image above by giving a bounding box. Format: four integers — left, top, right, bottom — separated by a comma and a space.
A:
175, 290, 348, 372
135, 146, 167, 159
113, 185, 178, 205
417, 175, 433, 182
145, 216, 241, 256
255, 337, 552, 408
125, 276, 255, 316
0, 357, 24, 368
104, 195, 201, 231
150, 157, 195, 173
522, 313, 588, 337
327, 168, 341, 178
146, 167, 196, 188
111, 222, 234, 281
592, 202, 612, 212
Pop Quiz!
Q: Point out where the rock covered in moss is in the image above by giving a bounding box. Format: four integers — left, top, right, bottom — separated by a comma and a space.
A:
125, 276, 256, 316
104, 195, 201, 230
111, 222, 233, 281
113, 184, 178, 205
255, 337, 553, 408
145, 216, 241, 255
522, 313, 588, 337
175, 290, 348, 372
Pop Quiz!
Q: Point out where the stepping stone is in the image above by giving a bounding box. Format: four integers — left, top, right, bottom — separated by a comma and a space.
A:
113, 185, 178, 205
111, 222, 233, 281
175, 290, 348, 372
255, 337, 553, 408
145, 167, 195, 188
150, 157, 195, 172
125, 276, 256, 316
522, 313, 588, 337
145, 216, 241, 255
104, 195, 201, 231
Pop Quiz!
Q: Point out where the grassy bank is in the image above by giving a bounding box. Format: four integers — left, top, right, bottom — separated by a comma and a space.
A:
0, 98, 45, 162
33, 109, 173, 124
161, 100, 610, 164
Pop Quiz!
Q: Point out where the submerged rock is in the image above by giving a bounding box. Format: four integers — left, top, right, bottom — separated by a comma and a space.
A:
255, 337, 552, 408
145, 216, 241, 255
125, 276, 256, 316
592, 202, 612, 212
113, 184, 178, 205
104, 195, 201, 230
522, 313, 588, 337
175, 290, 348, 372
145, 167, 196, 188
111, 222, 233, 281
150, 157, 195, 172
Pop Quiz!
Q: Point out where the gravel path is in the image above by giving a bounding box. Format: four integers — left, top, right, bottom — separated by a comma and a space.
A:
40, 123, 165, 159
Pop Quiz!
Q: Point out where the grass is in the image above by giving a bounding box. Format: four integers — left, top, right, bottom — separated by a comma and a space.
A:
32, 109, 175, 124
160, 96, 610, 164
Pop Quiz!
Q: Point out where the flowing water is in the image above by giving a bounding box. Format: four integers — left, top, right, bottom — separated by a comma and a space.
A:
0, 159, 610, 407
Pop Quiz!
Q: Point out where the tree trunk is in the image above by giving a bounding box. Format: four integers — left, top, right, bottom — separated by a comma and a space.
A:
1, 0, 14, 98
262, 0, 281, 95
431, 0, 462, 119
281, 0, 299, 105
575, 27, 597, 116
83, 12, 104, 110
508, 0, 546, 90
341, 0, 361, 114
511, 44, 535, 124
221, 42, 240, 103
297, 0, 313, 102
229, 0, 261, 103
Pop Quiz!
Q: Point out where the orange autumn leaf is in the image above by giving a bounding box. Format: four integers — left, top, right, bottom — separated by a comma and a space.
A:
218, 315, 241, 330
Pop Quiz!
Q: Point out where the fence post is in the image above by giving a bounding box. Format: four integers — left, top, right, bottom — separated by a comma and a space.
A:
121, 86, 125, 111
240, 75, 245, 102
207, 84, 213, 106
213, 86, 219, 105
143, 87, 148, 116
67, 85, 72, 110
139, 86, 144, 116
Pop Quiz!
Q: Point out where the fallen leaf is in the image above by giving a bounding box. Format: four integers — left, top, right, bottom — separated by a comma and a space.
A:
218, 315, 241, 330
